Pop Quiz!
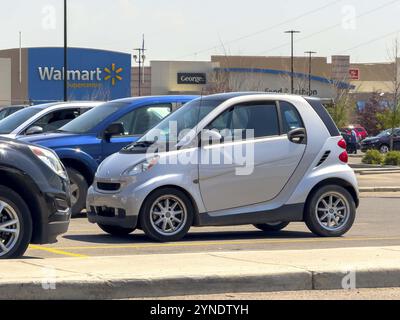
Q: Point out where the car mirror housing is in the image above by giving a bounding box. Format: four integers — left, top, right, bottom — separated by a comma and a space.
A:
104, 122, 125, 142
26, 126, 44, 136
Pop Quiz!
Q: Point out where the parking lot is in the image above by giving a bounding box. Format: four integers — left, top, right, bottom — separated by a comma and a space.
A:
26, 195, 400, 259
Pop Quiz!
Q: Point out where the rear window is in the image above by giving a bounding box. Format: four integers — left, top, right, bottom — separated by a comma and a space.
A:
305, 98, 340, 136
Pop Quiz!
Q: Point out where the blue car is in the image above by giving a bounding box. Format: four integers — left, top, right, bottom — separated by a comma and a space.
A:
19, 95, 197, 214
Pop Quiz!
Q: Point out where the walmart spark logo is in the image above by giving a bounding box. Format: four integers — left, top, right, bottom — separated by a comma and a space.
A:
104, 63, 123, 86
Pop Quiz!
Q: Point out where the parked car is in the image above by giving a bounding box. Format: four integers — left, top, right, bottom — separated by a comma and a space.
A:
87, 93, 359, 242
341, 125, 368, 141
0, 101, 101, 139
0, 137, 70, 259
0, 105, 28, 121
361, 128, 400, 153
19, 95, 197, 215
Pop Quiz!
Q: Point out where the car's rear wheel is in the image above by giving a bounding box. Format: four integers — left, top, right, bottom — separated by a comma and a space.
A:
140, 188, 193, 242
305, 185, 356, 237
380, 144, 390, 154
254, 222, 289, 232
0, 186, 32, 259
67, 167, 88, 216
98, 224, 135, 236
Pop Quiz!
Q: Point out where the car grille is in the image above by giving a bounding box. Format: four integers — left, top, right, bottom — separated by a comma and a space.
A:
91, 206, 126, 218
97, 182, 121, 192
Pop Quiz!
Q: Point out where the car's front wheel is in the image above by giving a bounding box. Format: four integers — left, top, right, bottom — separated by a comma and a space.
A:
139, 188, 193, 242
0, 186, 32, 259
380, 144, 390, 154
305, 185, 356, 237
66, 167, 88, 216
254, 222, 289, 232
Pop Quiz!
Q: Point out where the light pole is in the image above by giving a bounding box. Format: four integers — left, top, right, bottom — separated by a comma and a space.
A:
285, 30, 300, 94
133, 38, 146, 97
64, 0, 68, 102
305, 51, 317, 95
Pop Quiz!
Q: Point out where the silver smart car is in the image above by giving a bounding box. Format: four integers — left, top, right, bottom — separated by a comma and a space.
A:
87, 93, 359, 242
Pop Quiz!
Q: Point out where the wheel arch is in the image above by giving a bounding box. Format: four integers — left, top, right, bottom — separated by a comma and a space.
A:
305, 178, 360, 216
62, 157, 95, 185
137, 184, 200, 228
0, 168, 44, 244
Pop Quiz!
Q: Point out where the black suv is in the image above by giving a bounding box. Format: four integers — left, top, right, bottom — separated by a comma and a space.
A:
361, 128, 400, 153
0, 137, 71, 258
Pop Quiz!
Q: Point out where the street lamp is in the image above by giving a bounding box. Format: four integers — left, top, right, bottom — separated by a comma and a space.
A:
305, 51, 317, 95
64, 0, 68, 102
133, 48, 146, 96
285, 30, 301, 94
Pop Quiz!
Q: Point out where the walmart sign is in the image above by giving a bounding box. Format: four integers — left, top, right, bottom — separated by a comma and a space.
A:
28, 48, 131, 103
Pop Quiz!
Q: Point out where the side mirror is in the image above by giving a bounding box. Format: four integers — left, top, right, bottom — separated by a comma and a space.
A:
200, 129, 223, 145
26, 126, 44, 136
103, 123, 125, 142
288, 128, 307, 144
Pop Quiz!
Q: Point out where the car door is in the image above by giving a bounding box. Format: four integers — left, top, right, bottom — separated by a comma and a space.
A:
101, 103, 172, 159
198, 100, 306, 213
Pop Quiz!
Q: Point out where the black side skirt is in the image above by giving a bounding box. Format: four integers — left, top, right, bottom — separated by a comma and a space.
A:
196, 203, 304, 227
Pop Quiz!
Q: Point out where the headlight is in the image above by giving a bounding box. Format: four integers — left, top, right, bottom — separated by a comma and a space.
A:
29, 146, 67, 179
122, 156, 160, 176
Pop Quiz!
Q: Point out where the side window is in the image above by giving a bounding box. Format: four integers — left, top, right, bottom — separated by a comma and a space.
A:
232, 102, 279, 138
115, 104, 172, 136
279, 101, 304, 134
30, 108, 80, 132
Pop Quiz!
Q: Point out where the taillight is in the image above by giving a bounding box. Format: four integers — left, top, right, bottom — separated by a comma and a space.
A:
338, 138, 347, 149
339, 151, 348, 163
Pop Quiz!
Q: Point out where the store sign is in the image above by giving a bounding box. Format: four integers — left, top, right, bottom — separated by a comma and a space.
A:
349, 68, 360, 80
177, 73, 206, 85
28, 48, 131, 103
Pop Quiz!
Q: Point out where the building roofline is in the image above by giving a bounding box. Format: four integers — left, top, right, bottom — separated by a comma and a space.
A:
215, 67, 355, 90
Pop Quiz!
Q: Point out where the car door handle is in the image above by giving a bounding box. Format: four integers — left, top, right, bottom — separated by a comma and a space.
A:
288, 128, 307, 144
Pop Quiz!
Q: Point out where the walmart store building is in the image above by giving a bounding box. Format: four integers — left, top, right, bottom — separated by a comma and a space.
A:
0, 47, 131, 105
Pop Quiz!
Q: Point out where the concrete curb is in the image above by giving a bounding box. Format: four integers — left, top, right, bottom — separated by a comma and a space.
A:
2, 268, 400, 299
359, 187, 400, 192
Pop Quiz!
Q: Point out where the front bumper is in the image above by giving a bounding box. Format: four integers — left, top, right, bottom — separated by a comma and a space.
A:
86, 181, 144, 229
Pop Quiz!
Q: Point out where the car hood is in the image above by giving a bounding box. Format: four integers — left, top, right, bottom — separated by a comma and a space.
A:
18, 132, 89, 148
96, 152, 148, 179
362, 135, 381, 142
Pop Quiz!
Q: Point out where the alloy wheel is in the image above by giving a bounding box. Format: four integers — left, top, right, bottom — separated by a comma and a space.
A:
150, 195, 187, 236
315, 192, 350, 232
0, 200, 20, 257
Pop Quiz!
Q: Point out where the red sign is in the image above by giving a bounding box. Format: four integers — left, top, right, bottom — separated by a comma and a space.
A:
349, 68, 360, 80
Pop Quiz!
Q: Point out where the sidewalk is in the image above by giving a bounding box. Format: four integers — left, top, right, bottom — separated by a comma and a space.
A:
2, 246, 400, 299
358, 173, 400, 192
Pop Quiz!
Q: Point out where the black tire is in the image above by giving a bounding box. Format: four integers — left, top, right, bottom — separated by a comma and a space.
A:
254, 222, 290, 232
139, 188, 194, 242
305, 185, 356, 237
67, 167, 88, 216
0, 185, 32, 259
98, 224, 135, 236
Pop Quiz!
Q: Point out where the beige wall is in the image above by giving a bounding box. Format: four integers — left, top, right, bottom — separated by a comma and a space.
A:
151, 61, 216, 95
0, 49, 28, 104
0, 58, 11, 106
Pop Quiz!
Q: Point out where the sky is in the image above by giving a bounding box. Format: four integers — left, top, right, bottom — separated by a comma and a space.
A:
1, 0, 400, 64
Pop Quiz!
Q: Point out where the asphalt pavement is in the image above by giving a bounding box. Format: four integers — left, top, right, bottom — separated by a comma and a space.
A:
26, 196, 400, 259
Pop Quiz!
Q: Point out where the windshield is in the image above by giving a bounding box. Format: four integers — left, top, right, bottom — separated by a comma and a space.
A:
61, 101, 130, 134
377, 129, 391, 137
135, 99, 223, 146
0, 108, 42, 134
